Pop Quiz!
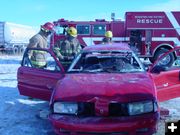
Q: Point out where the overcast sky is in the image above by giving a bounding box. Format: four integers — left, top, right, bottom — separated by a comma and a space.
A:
0, 0, 179, 27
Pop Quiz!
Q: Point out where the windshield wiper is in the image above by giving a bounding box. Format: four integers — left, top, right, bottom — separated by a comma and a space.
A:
100, 66, 121, 73
68, 70, 80, 73
82, 69, 103, 73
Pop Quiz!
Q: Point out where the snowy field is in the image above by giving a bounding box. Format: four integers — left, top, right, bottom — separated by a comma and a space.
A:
0, 55, 55, 135
0, 55, 180, 135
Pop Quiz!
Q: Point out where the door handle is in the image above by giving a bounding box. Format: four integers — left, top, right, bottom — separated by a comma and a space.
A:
163, 83, 168, 87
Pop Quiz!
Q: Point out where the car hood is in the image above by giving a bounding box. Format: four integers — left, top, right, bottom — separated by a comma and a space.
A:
53, 73, 156, 102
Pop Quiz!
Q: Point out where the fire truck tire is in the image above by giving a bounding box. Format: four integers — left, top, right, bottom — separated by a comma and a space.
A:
153, 48, 174, 67
149, 57, 155, 63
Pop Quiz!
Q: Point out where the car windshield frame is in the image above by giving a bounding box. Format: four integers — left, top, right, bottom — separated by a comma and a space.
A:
68, 50, 145, 73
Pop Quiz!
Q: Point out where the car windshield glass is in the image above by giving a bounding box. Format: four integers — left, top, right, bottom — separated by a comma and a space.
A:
68, 51, 145, 73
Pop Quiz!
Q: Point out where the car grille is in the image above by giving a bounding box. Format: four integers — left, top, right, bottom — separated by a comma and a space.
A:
78, 102, 95, 116
77, 102, 129, 117
109, 103, 129, 116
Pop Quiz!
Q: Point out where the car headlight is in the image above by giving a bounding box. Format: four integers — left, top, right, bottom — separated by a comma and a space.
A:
128, 101, 154, 115
53, 102, 78, 115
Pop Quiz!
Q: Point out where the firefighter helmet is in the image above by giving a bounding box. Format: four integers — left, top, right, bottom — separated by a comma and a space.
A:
67, 27, 77, 37
41, 22, 54, 32
105, 31, 113, 38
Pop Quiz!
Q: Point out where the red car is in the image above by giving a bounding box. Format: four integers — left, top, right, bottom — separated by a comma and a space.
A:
17, 43, 180, 135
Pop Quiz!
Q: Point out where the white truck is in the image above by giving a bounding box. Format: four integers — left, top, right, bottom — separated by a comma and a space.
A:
0, 22, 38, 54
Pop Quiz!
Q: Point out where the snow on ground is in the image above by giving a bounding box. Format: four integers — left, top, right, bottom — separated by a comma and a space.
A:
0, 55, 55, 135
0, 55, 180, 135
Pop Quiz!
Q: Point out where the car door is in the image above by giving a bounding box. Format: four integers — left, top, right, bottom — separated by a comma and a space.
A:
17, 48, 65, 101
149, 47, 180, 102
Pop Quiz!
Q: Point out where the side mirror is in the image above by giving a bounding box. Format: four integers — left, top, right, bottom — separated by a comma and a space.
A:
150, 65, 168, 74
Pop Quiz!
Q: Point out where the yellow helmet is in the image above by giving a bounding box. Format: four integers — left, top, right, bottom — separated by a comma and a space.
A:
105, 31, 113, 38
67, 27, 77, 37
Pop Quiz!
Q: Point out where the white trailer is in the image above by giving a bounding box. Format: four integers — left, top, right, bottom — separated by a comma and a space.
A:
0, 22, 38, 54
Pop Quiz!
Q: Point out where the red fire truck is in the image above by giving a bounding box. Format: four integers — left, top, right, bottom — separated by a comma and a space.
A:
52, 11, 180, 65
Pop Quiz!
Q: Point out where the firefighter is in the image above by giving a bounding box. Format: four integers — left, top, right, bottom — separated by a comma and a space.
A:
27, 22, 54, 68
53, 26, 82, 70
102, 31, 113, 44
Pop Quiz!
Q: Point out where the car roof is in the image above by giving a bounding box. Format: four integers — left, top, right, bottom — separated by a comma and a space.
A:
83, 43, 132, 52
